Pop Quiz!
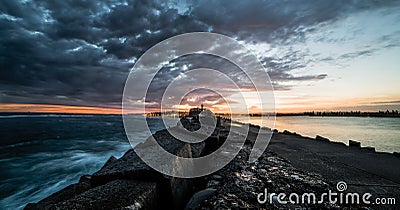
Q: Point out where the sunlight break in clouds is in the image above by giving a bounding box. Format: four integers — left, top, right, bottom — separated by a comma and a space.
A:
1, 0, 399, 113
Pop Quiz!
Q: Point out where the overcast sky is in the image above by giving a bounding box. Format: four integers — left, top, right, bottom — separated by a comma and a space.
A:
1, 0, 400, 113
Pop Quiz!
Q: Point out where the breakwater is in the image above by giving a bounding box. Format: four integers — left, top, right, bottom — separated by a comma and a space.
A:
25, 118, 398, 209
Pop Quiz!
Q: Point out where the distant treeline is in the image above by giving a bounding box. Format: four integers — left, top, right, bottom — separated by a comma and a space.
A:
146, 111, 186, 117
303, 110, 400, 117
248, 110, 400, 118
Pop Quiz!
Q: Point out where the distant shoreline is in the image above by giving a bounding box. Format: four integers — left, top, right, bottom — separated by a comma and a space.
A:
1, 111, 400, 118
0, 112, 122, 116
259, 110, 400, 118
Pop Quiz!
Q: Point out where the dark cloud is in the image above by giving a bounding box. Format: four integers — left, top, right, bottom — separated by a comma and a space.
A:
0, 0, 208, 107
0, 0, 398, 108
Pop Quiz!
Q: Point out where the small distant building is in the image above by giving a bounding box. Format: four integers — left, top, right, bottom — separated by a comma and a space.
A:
188, 104, 205, 118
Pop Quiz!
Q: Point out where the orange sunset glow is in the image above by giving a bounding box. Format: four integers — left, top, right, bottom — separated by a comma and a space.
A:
2, 96, 400, 115
0, 104, 122, 114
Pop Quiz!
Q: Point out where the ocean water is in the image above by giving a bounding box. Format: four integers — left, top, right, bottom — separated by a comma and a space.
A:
0, 115, 176, 210
237, 116, 400, 153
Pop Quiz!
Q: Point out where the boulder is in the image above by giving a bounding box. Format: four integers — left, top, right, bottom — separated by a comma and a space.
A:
100, 155, 117, 170
151, 129, 205, 158
79, 174, 91, 185
331, 141, 346, 146
315, 135, 330, 142
91, 128, 206, 186
91, 149, 159, 187
25, 181, 91, 209
349, 139, 361, 147
245, 125, 260, 145
185, 188, 216, 210
282, 130, 292, 135
91, 130, 207, 209
362, 146, 375, 152
49, 179, 157, 210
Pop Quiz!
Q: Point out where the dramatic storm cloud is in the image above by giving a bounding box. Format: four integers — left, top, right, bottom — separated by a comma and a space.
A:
1, 0, 399, 110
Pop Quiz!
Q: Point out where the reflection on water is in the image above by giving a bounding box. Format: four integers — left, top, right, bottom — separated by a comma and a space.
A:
237, 116, 400, 153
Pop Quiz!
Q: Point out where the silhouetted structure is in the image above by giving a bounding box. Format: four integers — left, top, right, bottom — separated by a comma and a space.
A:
188, 104, 205, 118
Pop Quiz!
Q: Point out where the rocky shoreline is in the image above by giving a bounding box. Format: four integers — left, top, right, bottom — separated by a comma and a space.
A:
25, 119, 399, 209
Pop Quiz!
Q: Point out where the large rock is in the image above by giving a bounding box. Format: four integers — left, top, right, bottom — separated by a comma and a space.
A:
101, 155, 117, 170
316, 135, 330, 142
349, 139, 361, 147
91, 128, 208, 209
185, 188, 216, 210
245, 125, 259, 145
362, 146, 375, 152
25, 181, 91, 210
141, 129, 206, 158
49, 179, 157, 210
91, 149, 159, 187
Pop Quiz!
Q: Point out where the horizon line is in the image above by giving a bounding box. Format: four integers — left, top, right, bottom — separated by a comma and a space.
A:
0, 103, 399, 115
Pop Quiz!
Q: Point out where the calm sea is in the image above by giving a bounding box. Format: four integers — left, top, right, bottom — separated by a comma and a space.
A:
237, 116, 400, 153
